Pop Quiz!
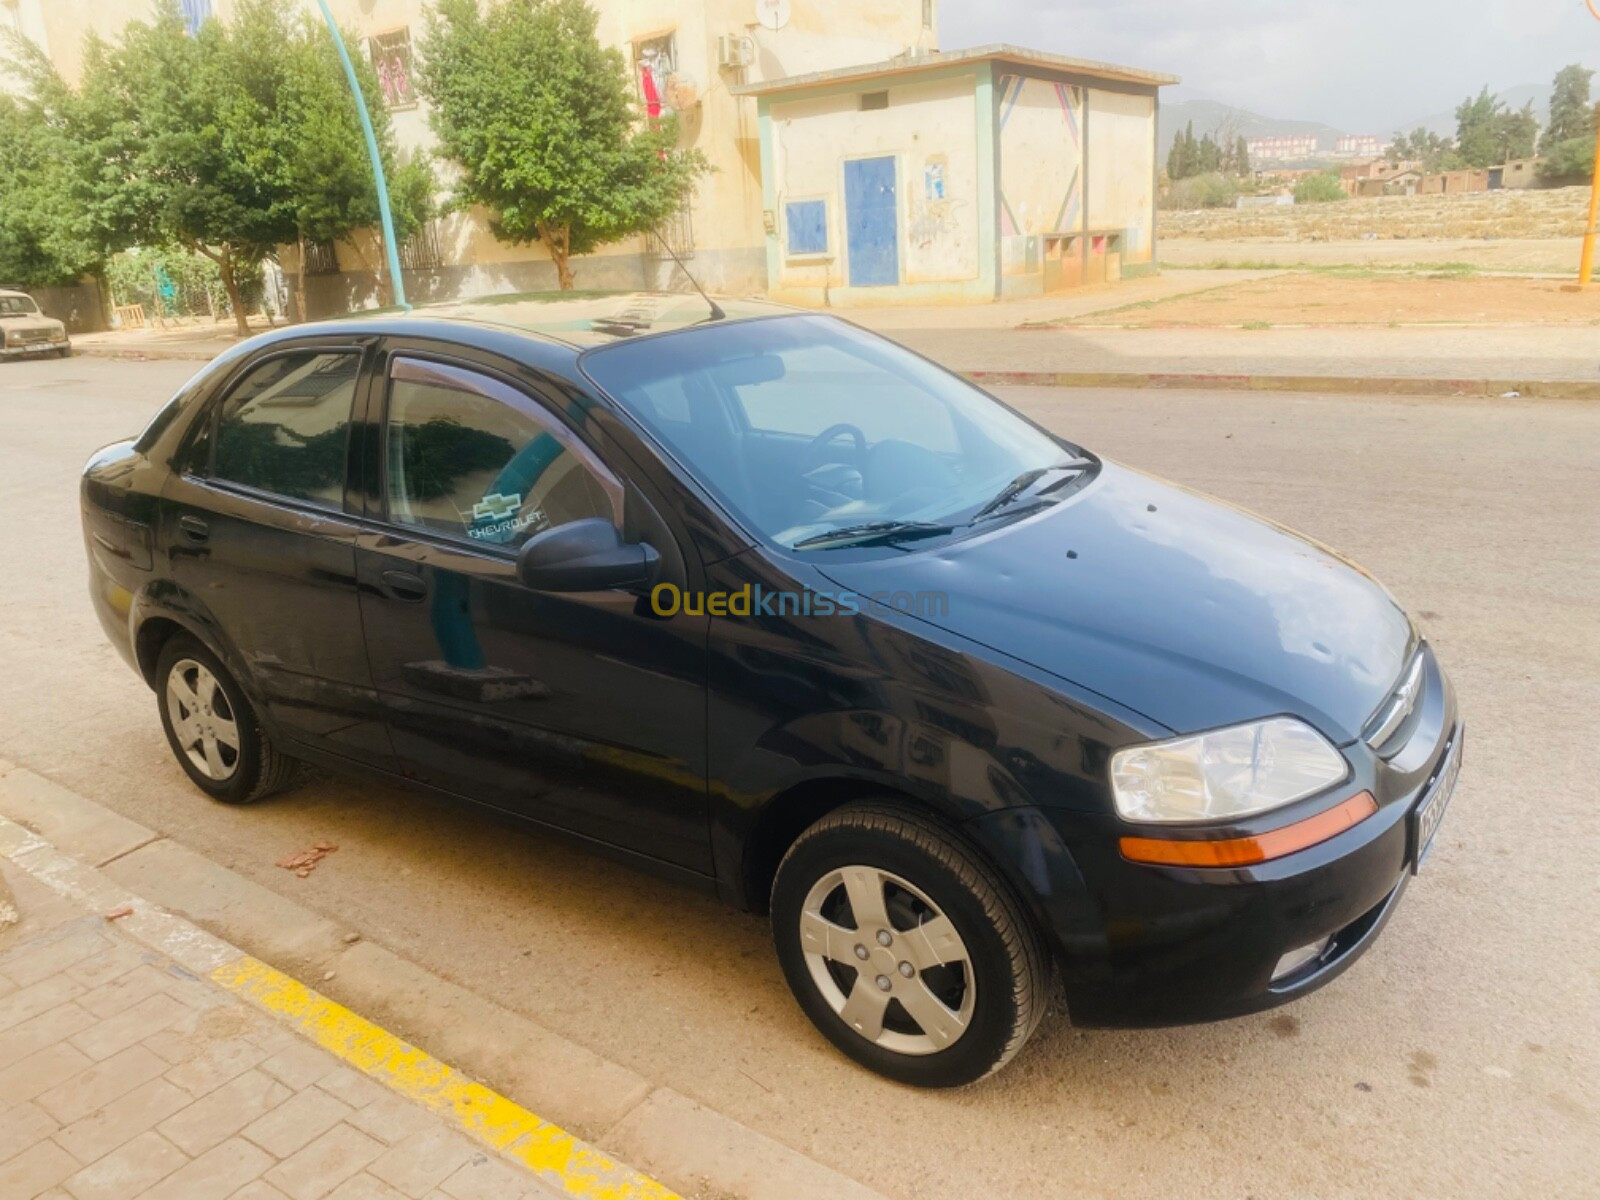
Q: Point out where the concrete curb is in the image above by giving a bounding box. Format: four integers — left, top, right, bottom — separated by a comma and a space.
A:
964, 369, 1600, 399
76, 345, 220, 363
0, 760, 888, 1200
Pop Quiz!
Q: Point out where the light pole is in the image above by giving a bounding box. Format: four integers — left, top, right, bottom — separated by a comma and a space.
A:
314, 0, 408, 309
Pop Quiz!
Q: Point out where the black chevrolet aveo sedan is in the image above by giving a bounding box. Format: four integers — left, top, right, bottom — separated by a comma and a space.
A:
82, 292, 1462, 1086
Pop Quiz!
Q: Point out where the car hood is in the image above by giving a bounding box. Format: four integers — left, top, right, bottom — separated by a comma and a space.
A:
817, 462, 1414, 743
1, 314, 64, 334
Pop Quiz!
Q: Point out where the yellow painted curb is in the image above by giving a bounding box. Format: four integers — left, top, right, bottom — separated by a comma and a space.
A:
211, 955, 680, 1200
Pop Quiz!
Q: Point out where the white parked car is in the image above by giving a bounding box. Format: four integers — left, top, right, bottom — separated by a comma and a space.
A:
0, 290, 71, 359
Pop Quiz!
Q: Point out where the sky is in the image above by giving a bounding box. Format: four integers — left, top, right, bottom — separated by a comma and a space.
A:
938, 0, 1600, 132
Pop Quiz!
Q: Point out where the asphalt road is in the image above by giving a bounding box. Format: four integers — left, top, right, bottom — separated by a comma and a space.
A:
2, 355, 1596, 1199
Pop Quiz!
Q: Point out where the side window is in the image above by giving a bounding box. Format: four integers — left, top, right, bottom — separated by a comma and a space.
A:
384, 357, 622, 549
212, 351, 360, 508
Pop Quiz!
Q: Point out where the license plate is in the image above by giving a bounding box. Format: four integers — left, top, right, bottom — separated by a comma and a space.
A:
1412, 729, 1463, 873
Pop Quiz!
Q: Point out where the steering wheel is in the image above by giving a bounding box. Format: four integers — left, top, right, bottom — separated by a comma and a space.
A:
801, 423, 867, 471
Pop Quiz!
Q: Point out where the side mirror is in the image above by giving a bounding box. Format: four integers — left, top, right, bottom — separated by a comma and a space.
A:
516, 518, 660, 592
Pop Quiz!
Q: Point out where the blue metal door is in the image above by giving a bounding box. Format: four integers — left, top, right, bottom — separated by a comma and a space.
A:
844, 157, 899, 287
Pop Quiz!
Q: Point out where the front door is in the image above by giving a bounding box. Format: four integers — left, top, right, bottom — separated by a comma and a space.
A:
845, 156, 900, 287
355, 351, 712, 874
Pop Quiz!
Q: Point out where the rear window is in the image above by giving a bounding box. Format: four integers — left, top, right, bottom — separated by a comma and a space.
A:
211, 351, 361, 508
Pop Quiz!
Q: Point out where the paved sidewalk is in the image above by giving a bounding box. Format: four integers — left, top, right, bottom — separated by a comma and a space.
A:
0, 860, 570, 1200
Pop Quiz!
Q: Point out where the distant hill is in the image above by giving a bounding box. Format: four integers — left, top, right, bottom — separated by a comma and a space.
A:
1159, 99, 1344, 157
1389, 83, 1549, 140
1160, 84, 1554, 159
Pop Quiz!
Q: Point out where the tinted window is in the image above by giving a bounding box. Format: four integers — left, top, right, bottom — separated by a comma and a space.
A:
212, 351, 359, 507
384, 357, 622, 549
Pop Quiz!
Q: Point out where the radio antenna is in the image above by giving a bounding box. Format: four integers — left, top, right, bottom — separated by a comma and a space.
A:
656, 236, 725, 321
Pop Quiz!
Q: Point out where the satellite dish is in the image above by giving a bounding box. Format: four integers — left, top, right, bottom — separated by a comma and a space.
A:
757, 0, 790, 31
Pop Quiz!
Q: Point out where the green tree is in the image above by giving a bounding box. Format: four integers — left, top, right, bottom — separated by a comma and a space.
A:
78, 2, 298, 334
0, 30, 148, 309
418, 0, 708, 290
1543, 64, 1595, 151
0, 93, 100, 286
1537, 101, 1598, 186
276, 9, 434, 317
1293, 172, 1346, 204
1493, 100, 1538, 164
1454, 87, 1504, 169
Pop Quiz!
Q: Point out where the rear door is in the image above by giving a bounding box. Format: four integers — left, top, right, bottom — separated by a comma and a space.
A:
162, 341, 393, 765
354, 345, 712, 874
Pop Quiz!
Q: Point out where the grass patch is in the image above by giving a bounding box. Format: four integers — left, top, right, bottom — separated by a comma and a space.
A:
1242, 320, 1272, 330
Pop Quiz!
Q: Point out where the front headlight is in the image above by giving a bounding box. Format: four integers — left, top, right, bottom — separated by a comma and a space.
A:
49, 328, 66, 342
1110, 717, 1349, 823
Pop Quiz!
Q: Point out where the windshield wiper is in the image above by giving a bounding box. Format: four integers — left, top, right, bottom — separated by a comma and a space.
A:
790, 520, 955, 551
971, 461, 1093, 522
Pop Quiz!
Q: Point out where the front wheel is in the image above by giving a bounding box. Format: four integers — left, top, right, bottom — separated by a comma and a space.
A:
155, 635, 297, 804
771, 802, 1050, 1087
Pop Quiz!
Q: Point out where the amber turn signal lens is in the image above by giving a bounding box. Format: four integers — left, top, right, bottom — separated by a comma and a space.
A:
1119, 791, 1379, 868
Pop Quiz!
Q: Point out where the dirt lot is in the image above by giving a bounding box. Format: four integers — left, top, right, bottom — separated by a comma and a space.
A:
1069, 272, 1600, 328
1162, 184, 1592, 242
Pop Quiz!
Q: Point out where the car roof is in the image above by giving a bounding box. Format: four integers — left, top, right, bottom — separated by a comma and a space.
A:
234, 290, 807, 383
402, 290, 794, 348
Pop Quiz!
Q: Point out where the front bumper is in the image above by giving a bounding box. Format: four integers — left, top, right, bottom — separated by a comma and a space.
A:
969, 646, 1460, 1028
2, 339, 68, 357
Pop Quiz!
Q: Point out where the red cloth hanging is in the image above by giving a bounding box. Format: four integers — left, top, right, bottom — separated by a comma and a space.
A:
640, 63, 662, 118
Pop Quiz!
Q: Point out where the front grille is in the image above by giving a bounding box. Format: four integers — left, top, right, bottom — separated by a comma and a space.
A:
1364, 648, 1425, 753
18, 329, 49, 343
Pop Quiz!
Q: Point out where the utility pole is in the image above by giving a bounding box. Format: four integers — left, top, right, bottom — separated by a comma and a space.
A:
314, 0, 408, 309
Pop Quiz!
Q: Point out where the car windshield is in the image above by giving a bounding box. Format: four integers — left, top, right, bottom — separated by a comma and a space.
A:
0, 296, 40, 317
581, 315, 1079, 549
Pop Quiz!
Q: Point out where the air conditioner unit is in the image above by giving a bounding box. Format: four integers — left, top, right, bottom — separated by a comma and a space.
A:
717, 34, 753, 69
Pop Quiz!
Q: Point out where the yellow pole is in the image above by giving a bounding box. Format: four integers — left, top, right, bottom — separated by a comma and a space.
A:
1581, 117, 1600, 288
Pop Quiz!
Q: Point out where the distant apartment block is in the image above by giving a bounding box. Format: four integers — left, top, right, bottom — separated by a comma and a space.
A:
1335, 134, 1383, 158
1247, 134, 1318, 162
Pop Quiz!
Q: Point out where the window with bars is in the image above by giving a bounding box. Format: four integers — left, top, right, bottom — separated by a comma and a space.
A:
368, 28, 416, 109
643, 203, 695, 261
398, 222, 444, 271
303, 240, 339, 276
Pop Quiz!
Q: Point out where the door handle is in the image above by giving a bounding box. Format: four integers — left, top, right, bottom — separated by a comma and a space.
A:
379, 569, 427, 603
177, 515, 209, 544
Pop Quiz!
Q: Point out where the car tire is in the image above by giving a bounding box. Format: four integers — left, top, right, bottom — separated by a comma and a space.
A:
771, 801, 1049, 1087
155, 635, 297, 804
57, 346, 71, 358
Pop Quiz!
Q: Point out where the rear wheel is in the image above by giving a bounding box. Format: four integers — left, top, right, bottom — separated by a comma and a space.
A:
771, 801, 1049, 1087
155, 636, 296, 804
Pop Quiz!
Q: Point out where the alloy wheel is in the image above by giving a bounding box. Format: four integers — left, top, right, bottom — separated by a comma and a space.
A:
165, 658, 240, 781
799, 865, 976, 1055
